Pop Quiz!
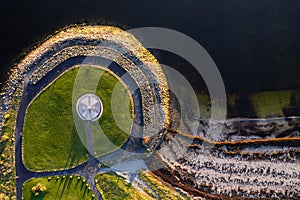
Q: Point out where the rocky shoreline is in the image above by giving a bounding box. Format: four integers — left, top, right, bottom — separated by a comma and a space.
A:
147, 99, 300, 199
0, 25, 170, 142
0, 25, 171, 200
147, 108, 300, 199
1, 25, 300, 199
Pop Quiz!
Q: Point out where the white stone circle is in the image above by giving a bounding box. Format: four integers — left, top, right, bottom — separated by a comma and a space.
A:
76, 94, 103, 121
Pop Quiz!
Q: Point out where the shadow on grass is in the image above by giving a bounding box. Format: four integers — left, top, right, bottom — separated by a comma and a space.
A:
56, 177, 65, 194
82, 185, 88, 198
80, 180, 85, 191
75, 177, 81, 188
64, 125, 88, 169
58, 177, 69, 200
51, 176, 78, 200
67, 176, 74, 190
30, 192, 46, 200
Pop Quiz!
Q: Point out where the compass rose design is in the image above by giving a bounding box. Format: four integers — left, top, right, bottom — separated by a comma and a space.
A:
76, 94, 103, 121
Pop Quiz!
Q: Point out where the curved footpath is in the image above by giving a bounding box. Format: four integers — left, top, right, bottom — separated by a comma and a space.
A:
6, 25, 300, 199
16, 56, 146, 200
5, 26, 170, 200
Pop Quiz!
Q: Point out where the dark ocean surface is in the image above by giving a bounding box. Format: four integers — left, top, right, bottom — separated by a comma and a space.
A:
0, 0, 300, 93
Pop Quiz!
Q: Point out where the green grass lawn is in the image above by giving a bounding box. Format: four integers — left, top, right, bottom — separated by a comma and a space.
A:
95, 172, 152, 200
23, 66, 133, 171
22, 175, 95, 200
197, 89, 300, 118
139, 172, 190, 200
94, 171, 190, 200
249, 90, 300, 117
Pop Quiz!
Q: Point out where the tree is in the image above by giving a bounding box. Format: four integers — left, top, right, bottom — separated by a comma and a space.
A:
31, 183, 47, 196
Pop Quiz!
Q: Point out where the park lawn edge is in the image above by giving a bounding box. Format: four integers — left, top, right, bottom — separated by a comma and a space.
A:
22, 175, 95, 199
22, 65, 133, 172
94, 171, 152, 200
21, 66, 87, 172
139, 171, 192, 200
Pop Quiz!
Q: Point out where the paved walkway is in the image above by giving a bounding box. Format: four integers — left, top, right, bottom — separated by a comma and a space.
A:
15, 56, 145, 200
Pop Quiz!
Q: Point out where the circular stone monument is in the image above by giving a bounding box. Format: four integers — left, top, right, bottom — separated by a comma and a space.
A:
76, 94, 103, 121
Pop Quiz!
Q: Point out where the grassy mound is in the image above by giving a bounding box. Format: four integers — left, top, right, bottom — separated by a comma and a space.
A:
23, 66, 133, 171
95, 172, 152, 200
94, 171, 190, 200
22, 175, 94, 199
139, 172, 190, 200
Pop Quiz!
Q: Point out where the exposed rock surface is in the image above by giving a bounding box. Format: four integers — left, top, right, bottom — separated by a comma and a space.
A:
150, 102, 300, 199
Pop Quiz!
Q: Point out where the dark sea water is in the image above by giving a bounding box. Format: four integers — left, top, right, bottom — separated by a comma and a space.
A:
0, 0, 300, 93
